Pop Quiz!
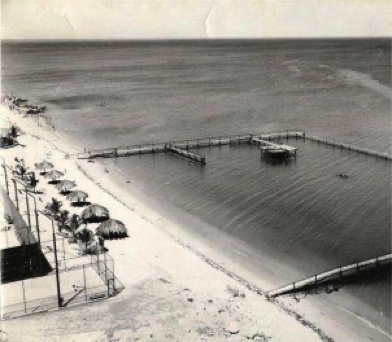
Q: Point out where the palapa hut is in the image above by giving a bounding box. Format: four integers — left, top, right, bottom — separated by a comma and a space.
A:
55, 180, 76, 194
96, 219, 128, 239
66, 190, 89, 206
44, 170, 64, 183
81, 204, 109, 223
35, 161, 54, 174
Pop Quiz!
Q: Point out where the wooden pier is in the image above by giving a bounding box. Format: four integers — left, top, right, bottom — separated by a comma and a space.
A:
260, 131, 391, 161
70, 130, 391, 162
71, 133, 256, 162
266, 254, 392, 298
250, 137, 297, 157
164, 144, 206, 164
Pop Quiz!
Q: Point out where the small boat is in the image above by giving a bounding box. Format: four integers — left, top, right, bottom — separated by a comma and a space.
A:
338, 173, 349, 179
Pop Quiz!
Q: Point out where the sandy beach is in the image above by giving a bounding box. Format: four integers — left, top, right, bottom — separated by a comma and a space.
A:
0, 104, 389, 342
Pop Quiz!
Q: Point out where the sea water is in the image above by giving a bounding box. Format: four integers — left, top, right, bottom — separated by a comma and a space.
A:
2, 39, 391, 333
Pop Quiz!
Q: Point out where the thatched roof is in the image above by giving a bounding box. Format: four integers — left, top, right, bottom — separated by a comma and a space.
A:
44, 170, 64, 180
35, 161, 54, 171
55, 180, 76, 193
81, 204, 109, 223
66, 190, 89, 203
96, 219, 128, 239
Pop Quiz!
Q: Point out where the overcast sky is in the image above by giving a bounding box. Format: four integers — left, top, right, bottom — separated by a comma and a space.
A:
1, 0, 391, 40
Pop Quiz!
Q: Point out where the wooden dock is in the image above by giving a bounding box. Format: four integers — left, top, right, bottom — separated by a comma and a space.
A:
260, 131, 391, 161
250, 137, 297, 157
71, 133, 256, 162
266, 254, 392, 298
164, 144, 206, 164
69, 130, 391, 162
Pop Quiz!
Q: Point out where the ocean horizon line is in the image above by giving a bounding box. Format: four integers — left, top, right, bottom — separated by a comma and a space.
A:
2, 37, 391, 44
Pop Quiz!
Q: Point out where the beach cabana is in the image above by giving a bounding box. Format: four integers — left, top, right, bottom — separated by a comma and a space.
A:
96, 219, 128, 239
44, 170, 64, 183
66, 190, 89, 204
81, 204, 109, 223
55, 180, 76, 194
35, 161, 54, 174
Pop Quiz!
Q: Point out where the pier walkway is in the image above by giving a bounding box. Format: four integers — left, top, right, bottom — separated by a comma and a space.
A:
267, 254, 392, 298
69, 130, 391, 162
250, 137, 297, 156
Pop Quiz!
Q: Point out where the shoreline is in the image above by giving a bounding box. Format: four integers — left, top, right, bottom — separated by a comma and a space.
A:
1, 104, 390, 341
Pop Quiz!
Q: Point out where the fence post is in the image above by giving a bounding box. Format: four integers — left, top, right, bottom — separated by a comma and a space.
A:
34, 209, 41, 249
104, 251, 109, 297
25, 189, 31, 229
22, 280, 27, 314
12, 179, 19, 210
83, 265, 88, 302
2, 162, 9, 194
97, 250, 100, 275
52, 222, 62, 308
62, 238, 66, 271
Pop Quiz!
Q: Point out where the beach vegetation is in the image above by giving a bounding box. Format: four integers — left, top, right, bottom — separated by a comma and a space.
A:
26, 172, 39, 192
0, 133, 17, 148
68, 214, 81, 242
45, 197, 63, 219
9, 125, 21, 138
57, 210, 70, 232
14, 163, 29, 180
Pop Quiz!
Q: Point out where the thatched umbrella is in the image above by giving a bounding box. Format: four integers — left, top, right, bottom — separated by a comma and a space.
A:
96, 219, 128, 239
35, 161, 54, 173
44, 170, 64, 181
81, 204, 109, 223
66, 190, 89, 203
55, 180, 76, 193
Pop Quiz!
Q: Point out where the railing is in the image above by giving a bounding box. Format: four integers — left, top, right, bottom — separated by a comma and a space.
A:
267, 254, 392, 298
68, 129, 391, 161
1, 283, 109, 320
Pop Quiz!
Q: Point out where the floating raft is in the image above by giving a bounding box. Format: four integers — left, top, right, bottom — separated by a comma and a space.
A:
267, 254, 392, 298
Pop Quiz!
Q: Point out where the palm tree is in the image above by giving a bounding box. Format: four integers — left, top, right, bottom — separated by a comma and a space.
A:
27, 172, 39, 192
68, 214, 80, 241
15, 164, 29, 180
57, 210, 70, 232
0, 134, 16, 147
76, 226, 92, 243
45, 198, 63, 220
9, 125, 21, 138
